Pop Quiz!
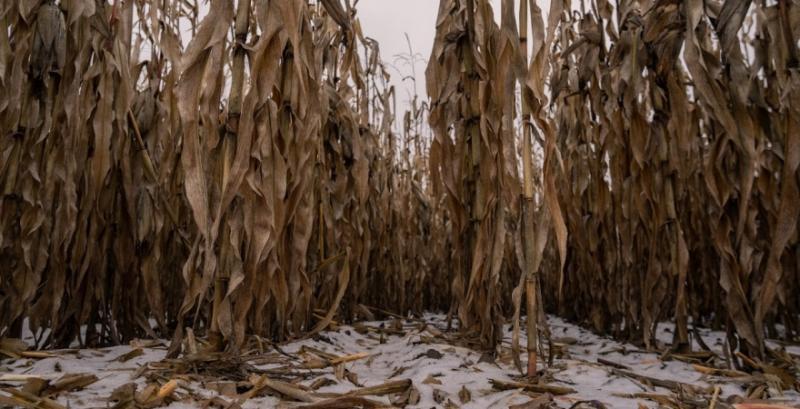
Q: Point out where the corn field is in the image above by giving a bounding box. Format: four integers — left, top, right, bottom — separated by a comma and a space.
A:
1, 0, 799, 381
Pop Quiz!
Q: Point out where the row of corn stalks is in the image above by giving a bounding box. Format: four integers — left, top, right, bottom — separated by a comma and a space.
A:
426, 0, 799, 370
539, 0, 799, 366
0, 0, 441, 356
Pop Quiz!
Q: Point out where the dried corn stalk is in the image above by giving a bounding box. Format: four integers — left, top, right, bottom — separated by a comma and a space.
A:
427, 0, 522, 349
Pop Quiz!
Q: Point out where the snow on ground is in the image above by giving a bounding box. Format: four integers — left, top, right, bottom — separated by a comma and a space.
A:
1, 342, 168, 407
1, 314, 799, 408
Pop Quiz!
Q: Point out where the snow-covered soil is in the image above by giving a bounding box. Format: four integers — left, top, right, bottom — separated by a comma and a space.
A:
1, 314, 799, 408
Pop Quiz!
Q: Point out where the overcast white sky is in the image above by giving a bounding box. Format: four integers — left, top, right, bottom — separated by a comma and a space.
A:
356, 1, 503, 107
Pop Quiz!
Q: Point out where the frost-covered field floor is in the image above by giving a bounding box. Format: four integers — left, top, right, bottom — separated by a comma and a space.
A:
1, 314, 799, 408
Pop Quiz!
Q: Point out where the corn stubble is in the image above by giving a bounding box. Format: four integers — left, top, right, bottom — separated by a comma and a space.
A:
0, 0, 798, 374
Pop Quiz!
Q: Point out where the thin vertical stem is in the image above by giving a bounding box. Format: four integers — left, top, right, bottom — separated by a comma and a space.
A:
519, 0, 539, 379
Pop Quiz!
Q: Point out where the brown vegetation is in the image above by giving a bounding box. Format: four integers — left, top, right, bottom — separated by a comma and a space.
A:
1, 0, 798, 376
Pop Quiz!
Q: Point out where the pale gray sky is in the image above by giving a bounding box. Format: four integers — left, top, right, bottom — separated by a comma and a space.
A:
357, 1, 504, 107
